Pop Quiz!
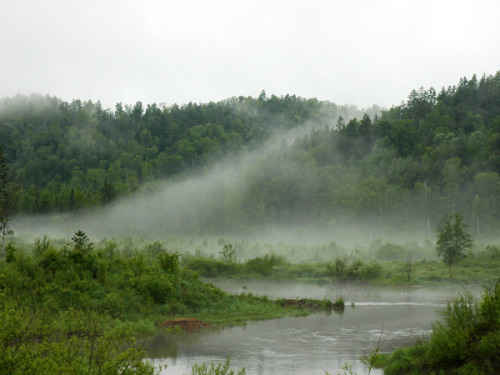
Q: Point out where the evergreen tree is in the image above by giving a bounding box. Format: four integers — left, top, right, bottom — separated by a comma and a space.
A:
98, 178, 116, 204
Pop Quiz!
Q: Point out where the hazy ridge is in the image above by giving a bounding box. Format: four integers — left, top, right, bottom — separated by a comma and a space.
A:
2, 72, 500, 243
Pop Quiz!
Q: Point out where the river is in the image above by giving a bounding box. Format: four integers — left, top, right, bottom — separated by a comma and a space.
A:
148, 281, 474, 375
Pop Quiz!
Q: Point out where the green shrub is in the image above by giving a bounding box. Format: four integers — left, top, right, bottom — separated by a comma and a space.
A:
384, 285, 500, 374
333, 297, 344, 309
136, 273, 174, 304
219, 243, 236, 263
383, 348, 414, 375
33, 235, 51, 257
359, 262, 382, 279
158, 251, 180, 275
5, 243, 17, 263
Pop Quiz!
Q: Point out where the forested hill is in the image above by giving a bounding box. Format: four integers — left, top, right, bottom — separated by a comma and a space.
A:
0, 92, 369, 213
2, 72, 500, 237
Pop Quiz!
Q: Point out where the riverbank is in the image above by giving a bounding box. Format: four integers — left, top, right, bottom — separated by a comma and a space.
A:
0, 234, 338, 374
182, 251, 500, 287
376, 284, 500, 375
147, 282, 461, 375
2, 233, 499, 374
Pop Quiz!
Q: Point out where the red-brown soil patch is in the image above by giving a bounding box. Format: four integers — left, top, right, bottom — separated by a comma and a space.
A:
159, 318, 212, 332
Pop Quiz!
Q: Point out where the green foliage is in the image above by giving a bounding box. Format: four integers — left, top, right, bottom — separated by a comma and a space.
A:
244, 253, 284, 276
98, 177, 117, 204
0, 291, 155, 375
0, 93, 335, 215
71, 230, 93, 254
0, 233, 317, 343
3, 73, 500, 236
33, 235, 52, 256
436, 213, 473, 277
5, 243, 16, 262
325, 257, 347, 281
333, 297, 345, 309
383, 284, 500, 374
179, 241, 500, 285
183, 256, 239, 277
158, 251, 180, 275
219, 243, 236, 263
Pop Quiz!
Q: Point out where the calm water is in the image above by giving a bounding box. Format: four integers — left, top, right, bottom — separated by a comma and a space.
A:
147, 281, 474, 375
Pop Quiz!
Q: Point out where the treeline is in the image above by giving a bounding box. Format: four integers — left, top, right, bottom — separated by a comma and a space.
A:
0, 92, 361, 213
309, 73, 500, 233
207, 72, 500, 235
2, 72, 500, 236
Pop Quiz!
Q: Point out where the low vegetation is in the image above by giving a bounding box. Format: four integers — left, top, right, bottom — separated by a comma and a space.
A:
179, 240, 500, 286
0, 232, 338, 374
379, 283, 500, 374
2, 233, 500, 373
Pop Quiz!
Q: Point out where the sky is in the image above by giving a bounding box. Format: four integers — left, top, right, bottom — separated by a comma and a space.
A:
1, 0, 499, 110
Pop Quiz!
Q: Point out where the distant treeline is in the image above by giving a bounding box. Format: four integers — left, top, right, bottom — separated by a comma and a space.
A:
2, 72, 500, 235
0, 92, 364, 213
241, 73, 500, 235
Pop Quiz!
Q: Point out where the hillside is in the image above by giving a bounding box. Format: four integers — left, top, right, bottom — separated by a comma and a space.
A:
2, 72, 500, 237
0, 93, 368, 212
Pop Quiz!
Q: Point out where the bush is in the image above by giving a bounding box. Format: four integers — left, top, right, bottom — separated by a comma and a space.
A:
359, 262, 382, 279
333, 297, 344, 309
32, 235, 51, 257
384, 285, 500, 374
245, 255, 278, 276
158, 251, 180, 275
5, 243, 17, 262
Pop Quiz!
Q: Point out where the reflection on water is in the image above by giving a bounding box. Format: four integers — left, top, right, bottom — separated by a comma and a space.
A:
147, 282, 477, 375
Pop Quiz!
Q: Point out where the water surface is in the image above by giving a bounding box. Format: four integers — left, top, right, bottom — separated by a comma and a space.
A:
148, 281, 473, 375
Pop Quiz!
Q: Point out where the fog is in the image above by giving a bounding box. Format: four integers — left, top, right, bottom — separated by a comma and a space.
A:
9, 99, 453, 258
12, 104, 395, 248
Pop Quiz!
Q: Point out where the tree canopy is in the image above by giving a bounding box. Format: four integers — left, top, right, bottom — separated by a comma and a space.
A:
1, 72, 500, 236
436, 213, 473, 277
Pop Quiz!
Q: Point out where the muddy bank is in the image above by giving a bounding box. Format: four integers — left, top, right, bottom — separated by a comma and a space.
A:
159, 318, 212, 333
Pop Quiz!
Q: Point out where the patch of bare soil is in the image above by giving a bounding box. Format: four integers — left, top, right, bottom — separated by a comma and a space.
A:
281, 298, 325, 309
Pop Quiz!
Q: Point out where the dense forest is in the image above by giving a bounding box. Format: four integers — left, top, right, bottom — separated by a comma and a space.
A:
1, 72, 500, 237
0, 92, 368, 211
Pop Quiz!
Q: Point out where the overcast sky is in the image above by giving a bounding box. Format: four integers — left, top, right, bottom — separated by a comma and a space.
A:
1, 0, 499, 110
